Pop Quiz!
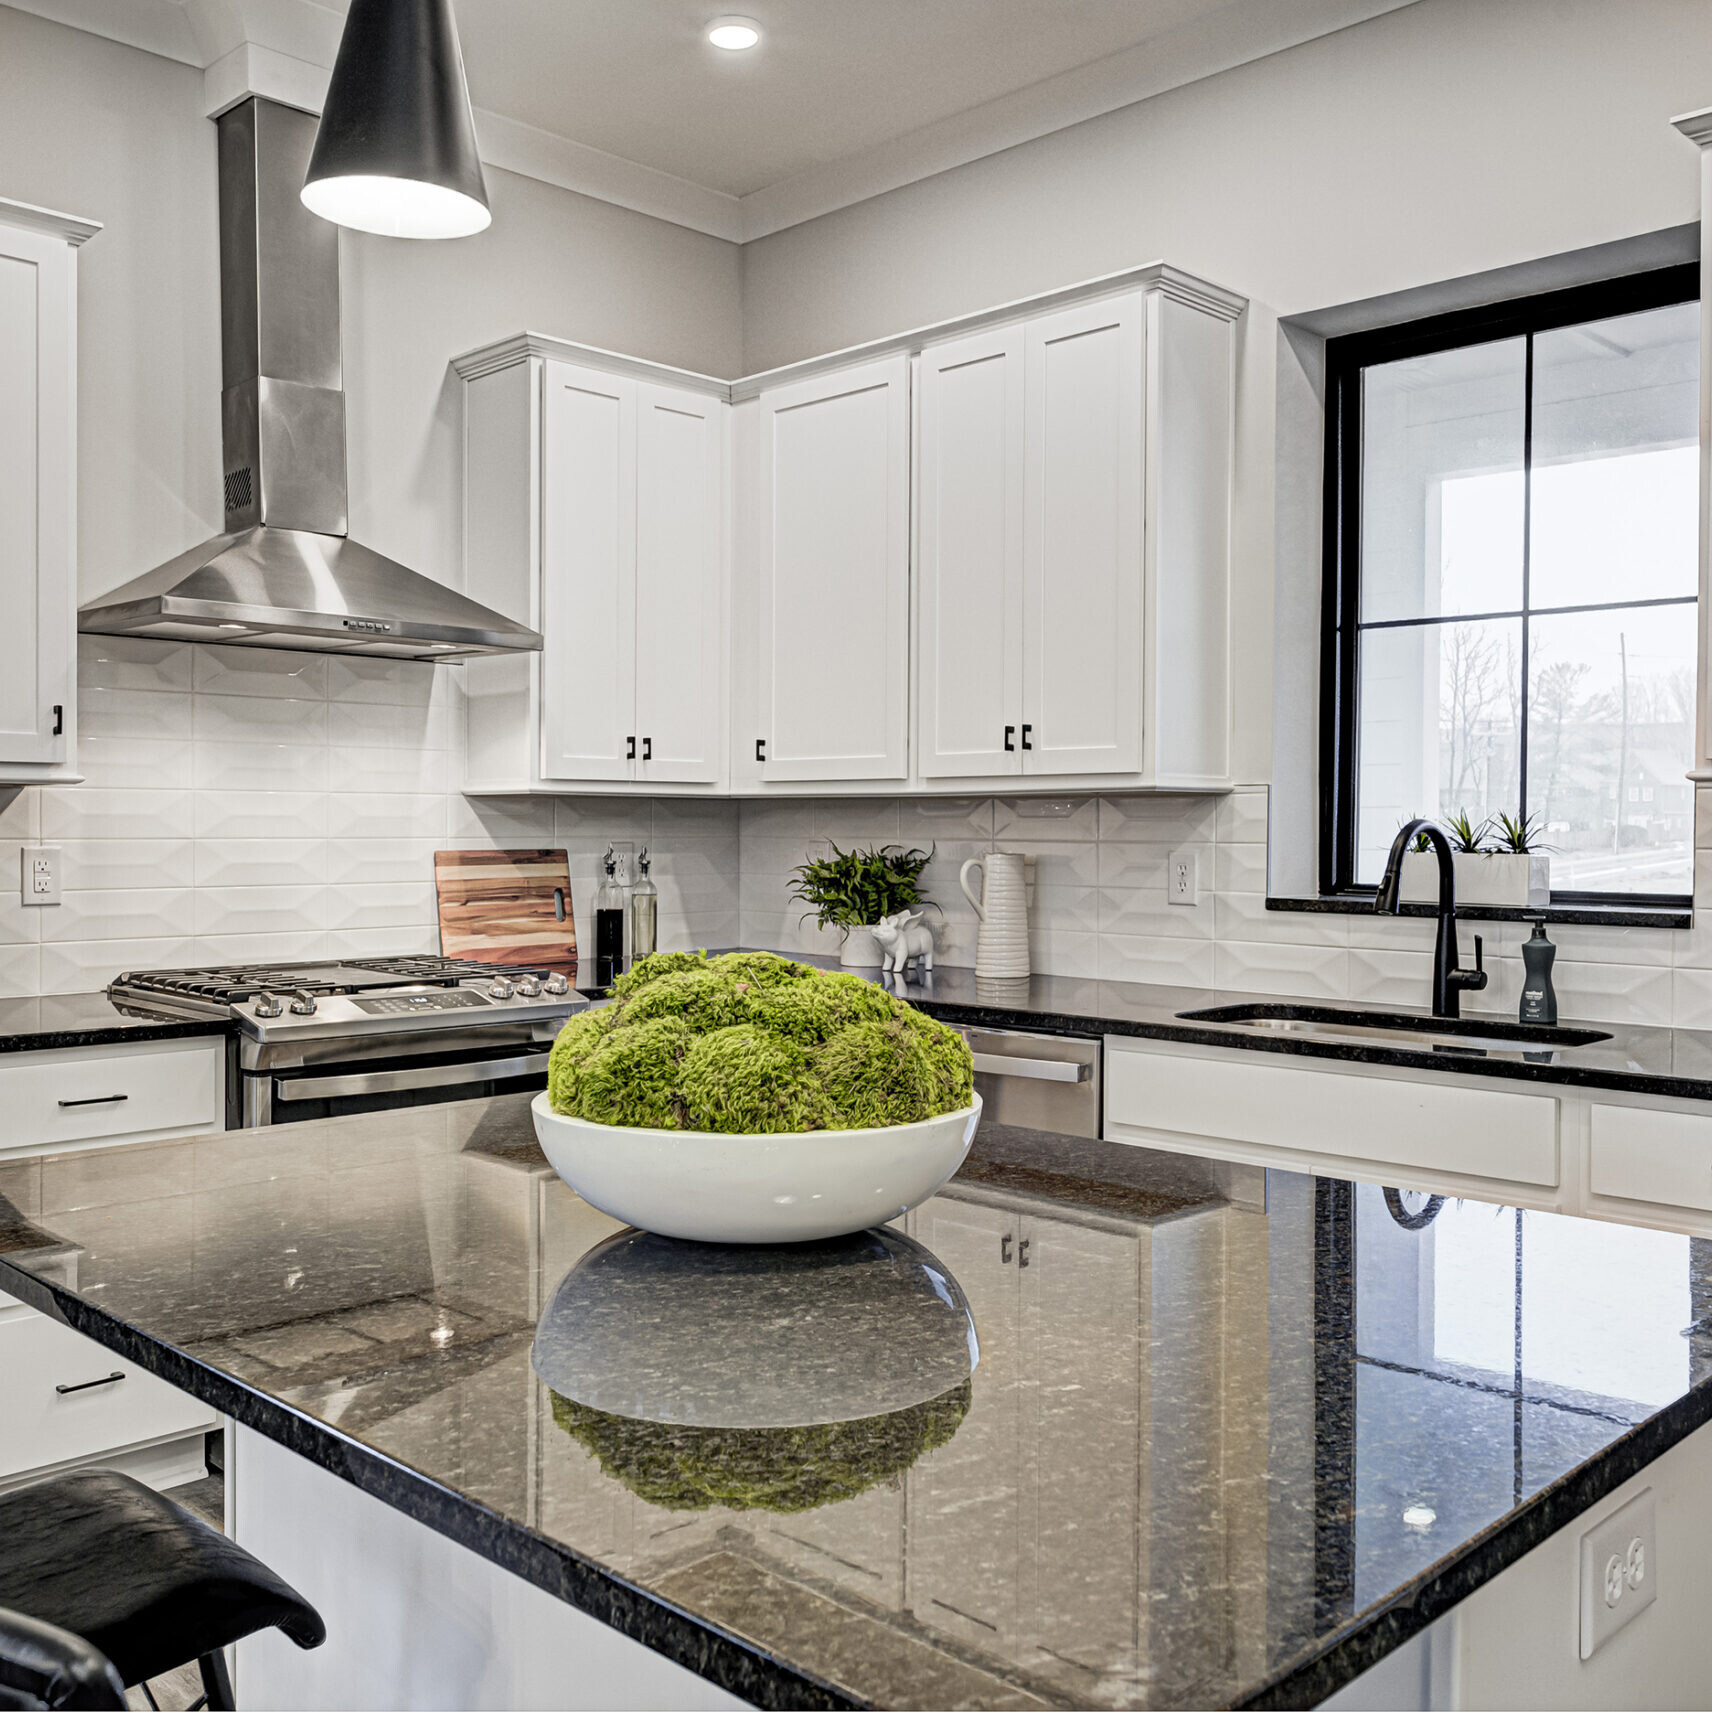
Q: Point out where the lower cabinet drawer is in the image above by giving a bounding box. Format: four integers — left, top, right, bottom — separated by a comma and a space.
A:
1104, 1044, 1560, 1186
0, 1309, 215, 1481
0, 1039, 223, 1152
1589, 1103, 1712, 1211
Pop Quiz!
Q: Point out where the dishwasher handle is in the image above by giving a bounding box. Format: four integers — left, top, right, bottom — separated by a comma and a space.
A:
969, 1052, 1090, 1084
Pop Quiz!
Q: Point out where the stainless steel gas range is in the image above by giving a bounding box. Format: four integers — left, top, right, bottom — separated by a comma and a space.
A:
107, 956, 591, 1127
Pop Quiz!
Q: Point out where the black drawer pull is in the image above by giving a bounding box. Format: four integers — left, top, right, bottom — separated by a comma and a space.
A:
58, 1094, 129, 1108
1020, 723, 1033, 750
642, 736, 652, 760
1003, 725, 1015, 752
57, 1371, 125, 1395
756, 738, 767, 763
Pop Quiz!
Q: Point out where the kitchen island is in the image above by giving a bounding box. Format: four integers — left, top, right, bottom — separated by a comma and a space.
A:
3, 1092, 1712, 1708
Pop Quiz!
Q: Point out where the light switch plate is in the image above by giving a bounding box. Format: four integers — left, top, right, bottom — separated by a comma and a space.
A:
1168, 848, 1199, 906
20, 845, 60, 906
1580, 1487, 1655, 1659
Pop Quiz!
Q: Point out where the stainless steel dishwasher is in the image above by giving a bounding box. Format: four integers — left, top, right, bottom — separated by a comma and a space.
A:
958, 1026, 1101, 1138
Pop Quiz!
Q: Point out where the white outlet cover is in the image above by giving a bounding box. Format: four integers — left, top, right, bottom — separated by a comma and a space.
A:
1168, 847, 1199, 906
1579, 1487, 1656, 1659
20, 844, 60, 906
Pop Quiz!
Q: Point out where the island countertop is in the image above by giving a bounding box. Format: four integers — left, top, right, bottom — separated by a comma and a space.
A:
4, 1093, 1712, 1707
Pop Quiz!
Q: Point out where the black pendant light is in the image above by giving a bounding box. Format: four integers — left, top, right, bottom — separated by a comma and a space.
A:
302, 0, 491, 240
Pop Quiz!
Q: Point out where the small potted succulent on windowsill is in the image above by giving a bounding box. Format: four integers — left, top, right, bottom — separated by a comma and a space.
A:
788, 842, 935, 967
1399, 811, 1551, 908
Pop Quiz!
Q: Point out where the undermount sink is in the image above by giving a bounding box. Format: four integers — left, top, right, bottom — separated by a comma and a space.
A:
1175, 1002, 1611, 1055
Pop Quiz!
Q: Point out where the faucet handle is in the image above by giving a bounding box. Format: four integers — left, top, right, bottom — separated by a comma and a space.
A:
1472, 934, 1484, 972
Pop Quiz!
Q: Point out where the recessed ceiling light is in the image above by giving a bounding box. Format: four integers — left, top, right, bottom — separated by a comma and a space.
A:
707, 15, 761, 50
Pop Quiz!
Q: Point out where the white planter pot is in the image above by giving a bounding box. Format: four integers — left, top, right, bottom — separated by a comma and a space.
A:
531, 1091, 983, 1244
1400, 850, 1549, 908
839, 924, 884, 967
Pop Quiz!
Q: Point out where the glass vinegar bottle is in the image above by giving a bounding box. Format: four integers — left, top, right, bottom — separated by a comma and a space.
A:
629, 847, 658, 962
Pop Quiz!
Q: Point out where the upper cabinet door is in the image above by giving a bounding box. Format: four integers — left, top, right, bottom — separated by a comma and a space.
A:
756, 355, 910, 782
916, 329, 1025, 779
540, 361, 636, 783
634, 383, 724, 784
0, 221, 75, 772
1022, 294, 1145, 776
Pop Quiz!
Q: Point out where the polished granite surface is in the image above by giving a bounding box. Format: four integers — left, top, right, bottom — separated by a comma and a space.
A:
0, 990, 234, 1055
835, 960, 1712, 1102
5, 1094, 1712, 1707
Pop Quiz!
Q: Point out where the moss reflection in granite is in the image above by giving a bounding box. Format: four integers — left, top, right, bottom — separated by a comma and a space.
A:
548, 951, 974, 1133
550, 1380, 972, 1513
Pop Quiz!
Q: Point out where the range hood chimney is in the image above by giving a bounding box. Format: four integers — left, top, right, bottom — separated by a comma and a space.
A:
79, 98, 541, 662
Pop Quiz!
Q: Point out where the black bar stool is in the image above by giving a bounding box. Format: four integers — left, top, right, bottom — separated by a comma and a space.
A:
0, 1469, 325, 1710
0, 1607, 126, 1709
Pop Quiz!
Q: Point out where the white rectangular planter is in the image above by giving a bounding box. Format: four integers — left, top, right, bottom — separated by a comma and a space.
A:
1400, 850, 1549, 908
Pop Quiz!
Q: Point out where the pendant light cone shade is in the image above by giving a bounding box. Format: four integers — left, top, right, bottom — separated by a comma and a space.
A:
302, 0, 491, 239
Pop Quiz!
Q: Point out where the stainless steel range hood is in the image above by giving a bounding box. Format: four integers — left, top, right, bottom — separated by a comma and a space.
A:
79, 98, 540, 662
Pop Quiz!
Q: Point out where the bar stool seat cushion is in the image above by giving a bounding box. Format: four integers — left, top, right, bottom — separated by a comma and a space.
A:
0, 1470, 324, 1688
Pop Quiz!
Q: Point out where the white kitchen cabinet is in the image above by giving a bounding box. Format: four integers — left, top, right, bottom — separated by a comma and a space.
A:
0, 200, 97, 784
752, 354, 911, 783
459, 341, 728, 795
915, 277, 1237, 788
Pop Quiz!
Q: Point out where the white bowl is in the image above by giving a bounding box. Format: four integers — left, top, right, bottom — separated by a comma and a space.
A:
530, 1091, 982, 1244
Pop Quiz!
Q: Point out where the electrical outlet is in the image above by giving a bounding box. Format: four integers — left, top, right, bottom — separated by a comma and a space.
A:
20, 845, 60, 906
1580, 1488, 1656, 1659
1168, 848, 1199, 906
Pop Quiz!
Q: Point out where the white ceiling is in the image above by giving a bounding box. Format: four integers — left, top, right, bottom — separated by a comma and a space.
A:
6, 0, 1425, 238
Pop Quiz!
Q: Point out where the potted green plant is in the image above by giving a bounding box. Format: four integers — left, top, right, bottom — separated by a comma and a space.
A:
1398, 810, 1551, 907
787, 842, 934, 967
533, 951, 981, 1243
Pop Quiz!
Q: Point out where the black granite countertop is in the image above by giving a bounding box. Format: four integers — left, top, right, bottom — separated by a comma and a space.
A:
3, 1094, 1711, 1708
0, 991, 235, 1055
790, 959, 1712, 1103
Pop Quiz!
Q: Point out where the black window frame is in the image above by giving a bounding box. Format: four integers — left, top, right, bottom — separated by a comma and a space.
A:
1319, 262, 1701, 904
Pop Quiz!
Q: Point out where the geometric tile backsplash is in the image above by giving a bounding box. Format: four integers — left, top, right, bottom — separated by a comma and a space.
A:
0, 635, 1704, 1024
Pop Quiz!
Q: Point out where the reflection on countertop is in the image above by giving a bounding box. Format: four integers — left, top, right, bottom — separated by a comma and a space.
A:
2, 1094, 1711, 1708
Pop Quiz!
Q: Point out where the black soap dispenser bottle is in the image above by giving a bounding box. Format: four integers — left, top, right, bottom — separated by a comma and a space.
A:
1519, 918, 1557, 1026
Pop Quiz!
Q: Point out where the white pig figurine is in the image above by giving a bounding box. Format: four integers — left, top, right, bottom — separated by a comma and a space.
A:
874, 909, 934, 977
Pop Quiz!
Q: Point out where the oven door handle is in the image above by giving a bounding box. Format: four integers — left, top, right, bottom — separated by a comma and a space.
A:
273, 1051, 552, 1102
969, 1052, 1090, 1083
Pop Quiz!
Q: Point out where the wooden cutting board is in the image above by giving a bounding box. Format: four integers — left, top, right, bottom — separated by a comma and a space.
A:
434, 849, 578, 973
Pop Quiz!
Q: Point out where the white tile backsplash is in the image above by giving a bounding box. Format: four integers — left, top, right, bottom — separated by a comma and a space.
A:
0, 639, 740, 995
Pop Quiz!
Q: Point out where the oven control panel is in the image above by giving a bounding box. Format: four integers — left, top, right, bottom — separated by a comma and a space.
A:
350, 990, 493, 1016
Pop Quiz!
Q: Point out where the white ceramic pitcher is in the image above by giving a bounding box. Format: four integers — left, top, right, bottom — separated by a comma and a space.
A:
959, 852, 1030, 979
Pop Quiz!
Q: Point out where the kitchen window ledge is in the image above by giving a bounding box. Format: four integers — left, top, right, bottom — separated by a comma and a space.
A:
1266, 896, 1692, 930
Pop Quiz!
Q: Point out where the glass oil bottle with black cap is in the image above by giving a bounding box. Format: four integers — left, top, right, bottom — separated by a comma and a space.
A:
594, 846, 625, 991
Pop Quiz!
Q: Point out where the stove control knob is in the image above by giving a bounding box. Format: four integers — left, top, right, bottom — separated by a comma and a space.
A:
288, 989, 318, 1016
512, 976, 542, 998
253, 991, 284, 1018
487, 977, 514, 1000
541, 972, 571, 997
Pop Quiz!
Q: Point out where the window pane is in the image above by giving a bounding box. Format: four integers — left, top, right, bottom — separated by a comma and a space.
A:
1531, 302, 1700, 609
1359, 337, 1526, 624
1526, 605, 1696, 894
1355, 618, 1521, 884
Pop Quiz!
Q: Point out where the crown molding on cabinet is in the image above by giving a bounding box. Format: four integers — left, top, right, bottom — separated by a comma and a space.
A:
0, 195, 101, 246
1674, 106, 1712, 148
455, 262, 1246, 402
7, 0, 1421, 244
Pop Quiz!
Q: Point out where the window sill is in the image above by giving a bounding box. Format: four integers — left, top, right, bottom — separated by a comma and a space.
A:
1266, 897, 1692, 930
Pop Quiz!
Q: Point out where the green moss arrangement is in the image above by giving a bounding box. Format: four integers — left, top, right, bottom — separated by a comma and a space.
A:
548, 951, 974, 1133
550, 1380, 972, 1513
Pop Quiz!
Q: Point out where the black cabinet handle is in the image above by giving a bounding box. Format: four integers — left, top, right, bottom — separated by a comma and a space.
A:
1003, 725, 1015, 752
756, 738, 767, 763
57, 1371, 125, 1395
625, 735, 636, 760
642, 737, 652, 761
58, 1094, 128, 1108
1000, 1234, 1013, 1264
51, 704, 63, 736
1018, 1237, 1031, 1269
1020, 724, 1033, 750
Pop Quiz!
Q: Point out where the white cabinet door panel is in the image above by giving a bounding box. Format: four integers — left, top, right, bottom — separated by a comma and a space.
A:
1022, 296, 1144, 776
540, 362, 635, 783
916, 330, 1024, 779
635, 384, 722, 784
757, 355, 910, 782
0, 224, 73, 768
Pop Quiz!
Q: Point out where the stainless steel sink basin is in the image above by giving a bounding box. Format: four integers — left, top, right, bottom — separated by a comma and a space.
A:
1175, 1002, 1611, 1055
